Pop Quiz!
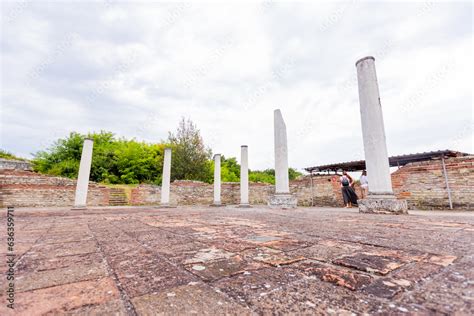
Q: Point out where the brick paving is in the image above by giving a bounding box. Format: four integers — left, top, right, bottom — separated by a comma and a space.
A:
1, 206, 473, 315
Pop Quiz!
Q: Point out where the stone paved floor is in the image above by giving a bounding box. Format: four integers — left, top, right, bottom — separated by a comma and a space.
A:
1, 206, 473, 315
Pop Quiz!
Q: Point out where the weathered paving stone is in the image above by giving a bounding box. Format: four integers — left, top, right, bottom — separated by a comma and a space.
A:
132, 282, 252, 315
41, 232, 94, 244
16, 251, 104, 273
212, 266, 307, 305
4, 242, 34, 258
184, 255, 263, 281
131, 228, 192, 247
63, 299, 128, 315
261, 238, 310, 252
207, 238, 257, 253
241, 247, 306, 267
107, 248, 197, 298
16, 260, 108, 292
295, 260, 373, 291
362, 278, 403, 298
182, 247, 235, 265
288, 239, 365, 262
159, 240, 210, 261
333, 252, 408, 275
1, 206, 472, 314
99, 238, 146, 257
13, 277, 120, 315
391, 261, 444, 283
27, 240, 98, 258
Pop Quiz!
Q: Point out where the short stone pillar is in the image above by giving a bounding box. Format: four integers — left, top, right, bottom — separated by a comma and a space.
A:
239, 145, 250, 207
160, 148, 172, 206
268, 109, 297, 208
73, 138, 94, 209
212, 154, 224, 206
355, 56, 408, 214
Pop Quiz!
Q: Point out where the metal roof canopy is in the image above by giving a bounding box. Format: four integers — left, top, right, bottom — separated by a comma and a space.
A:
305, 150, 470, 173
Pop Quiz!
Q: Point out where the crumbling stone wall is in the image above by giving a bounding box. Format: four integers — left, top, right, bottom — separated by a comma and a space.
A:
0, 158, 32, 171
392, 156, 473, 210
129, 176, 341, 207
131, 181, 261, 206
2, 156, 472, 209
0, 169, 109, 207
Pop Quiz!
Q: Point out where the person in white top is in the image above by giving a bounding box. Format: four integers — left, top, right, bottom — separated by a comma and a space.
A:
360, 170, 368, 199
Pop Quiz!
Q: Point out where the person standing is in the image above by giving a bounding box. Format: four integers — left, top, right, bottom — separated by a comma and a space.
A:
360, 170, 369, 199
340, 171, 359, 208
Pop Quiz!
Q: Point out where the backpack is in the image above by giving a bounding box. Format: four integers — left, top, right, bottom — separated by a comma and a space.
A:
341, 176, 350, 187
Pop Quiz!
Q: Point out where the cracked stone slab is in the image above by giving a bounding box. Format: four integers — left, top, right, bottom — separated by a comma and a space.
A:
16, 261, 108, 292
183, 255, 263, 281
27, 240, 98, 258
11, 277, 120, 315
241, 247, 306, 267
61, 299, 128, 315
212, 266, 307, 304
16, 252, 104, 274
362, 278, 404, 298
131, 282, 251, 315
333, 251, 417, 275
295, 260, 373, 291
106, 248, 197, 298
183, 247, 235, 265
289, 239, 365, 262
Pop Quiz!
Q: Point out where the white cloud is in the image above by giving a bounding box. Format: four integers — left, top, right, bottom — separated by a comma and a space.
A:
1, 1, 472, 172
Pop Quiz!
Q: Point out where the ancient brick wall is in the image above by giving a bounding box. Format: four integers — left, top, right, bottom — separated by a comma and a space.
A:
0, 158, 32, 171
0, 169, 109, 207
129, 175, 341, 207
2, 156, 472, 209
392, 156, 473, 210
131, 181, 263, 206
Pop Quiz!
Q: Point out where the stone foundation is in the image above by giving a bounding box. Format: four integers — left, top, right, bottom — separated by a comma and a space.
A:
268, 193, 298, 209
358, 196, 408, 215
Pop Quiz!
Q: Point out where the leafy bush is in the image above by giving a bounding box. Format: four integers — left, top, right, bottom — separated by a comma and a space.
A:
30, 119, 303, 185
32, 131, 165, 184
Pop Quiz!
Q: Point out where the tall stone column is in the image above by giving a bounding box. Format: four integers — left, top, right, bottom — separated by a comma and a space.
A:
239, 145, 250, 207
73, 138, 94, 209
160, 148, 172, 206
268, 109, 297, 208
356, 56, 408, 214
212, 154, 223, 206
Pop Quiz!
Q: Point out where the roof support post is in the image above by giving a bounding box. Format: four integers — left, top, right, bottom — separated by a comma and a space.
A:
310, 171, 314, 207
441, 155, 453, 210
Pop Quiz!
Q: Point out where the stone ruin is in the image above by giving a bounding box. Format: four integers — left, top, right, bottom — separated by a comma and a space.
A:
72, 56, 408, 214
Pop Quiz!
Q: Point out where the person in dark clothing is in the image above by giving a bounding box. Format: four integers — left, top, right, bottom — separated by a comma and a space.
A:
339, 171, 359, 208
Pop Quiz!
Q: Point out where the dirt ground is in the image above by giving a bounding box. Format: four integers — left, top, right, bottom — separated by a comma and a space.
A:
1, 205, 473, 315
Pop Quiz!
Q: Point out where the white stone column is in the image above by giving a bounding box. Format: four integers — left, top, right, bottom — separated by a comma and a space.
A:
274, 109, 290, 194
160, 148, 172, 206
73, 138, 94, 209
213, 154, 222, 206
356, 56, 408, 214
239, 145, 250, 207
356, 56, 393, 196
269, 109, 297, 208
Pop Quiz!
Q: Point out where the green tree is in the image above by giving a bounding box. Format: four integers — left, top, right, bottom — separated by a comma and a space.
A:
289, 167, 303, 180
32, 131, 165, 184
249, 169, 275, 184
220, 156, 240, 182
33, 132, 84, 178
167, 117, 212, 182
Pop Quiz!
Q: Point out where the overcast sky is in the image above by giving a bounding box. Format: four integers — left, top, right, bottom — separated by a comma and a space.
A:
1, 1, 472, 172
